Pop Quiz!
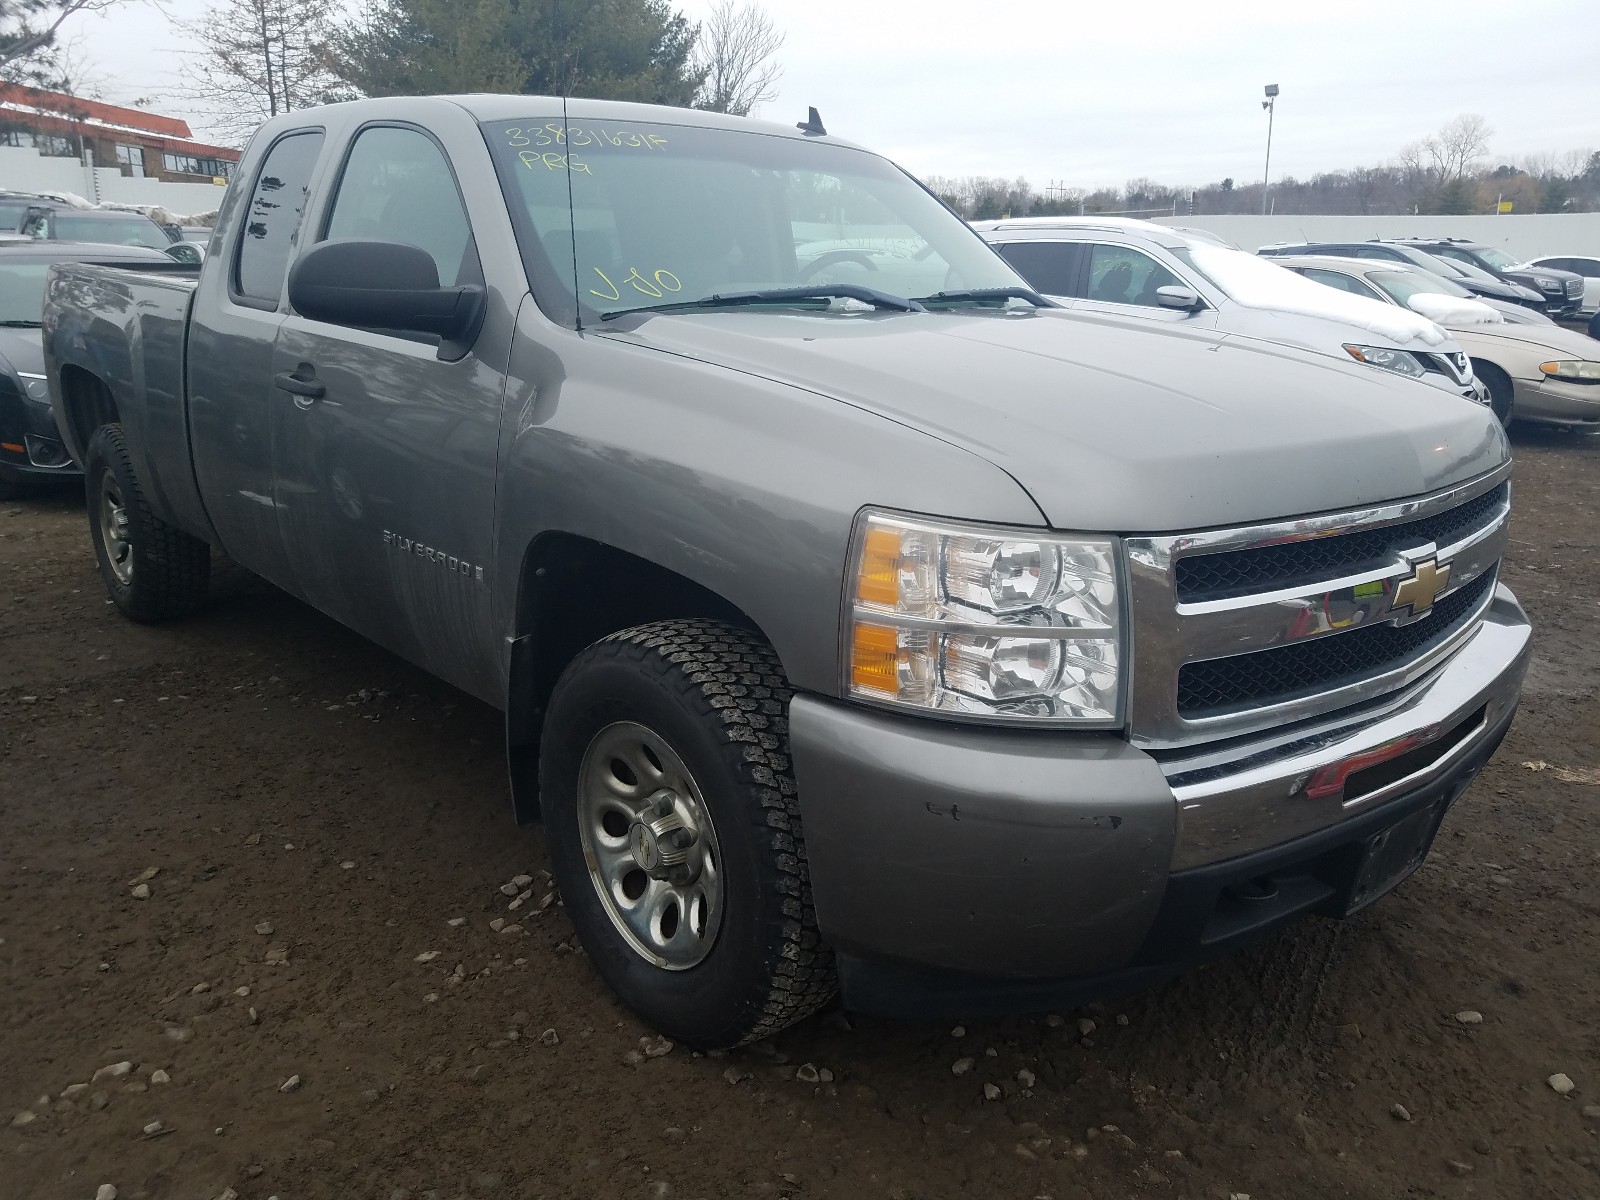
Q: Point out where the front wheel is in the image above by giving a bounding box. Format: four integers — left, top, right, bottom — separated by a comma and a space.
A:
1473, 360, 1514, 427
85, 423, 211, 622
539, 620, 835, 1049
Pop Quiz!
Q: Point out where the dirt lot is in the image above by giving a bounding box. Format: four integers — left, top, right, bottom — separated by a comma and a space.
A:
3, 428, 1598, 1200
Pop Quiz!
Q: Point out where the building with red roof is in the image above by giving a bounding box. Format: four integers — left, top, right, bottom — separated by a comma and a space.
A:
0, 83, 240, 184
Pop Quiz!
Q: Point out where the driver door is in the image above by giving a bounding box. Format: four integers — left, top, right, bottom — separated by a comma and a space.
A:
269, 123, 510, 701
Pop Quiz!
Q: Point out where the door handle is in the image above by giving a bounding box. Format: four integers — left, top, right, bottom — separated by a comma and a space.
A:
274, 369, 325, 401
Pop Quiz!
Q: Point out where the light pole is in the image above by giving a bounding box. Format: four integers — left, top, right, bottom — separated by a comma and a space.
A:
1260, 83, 1279, 215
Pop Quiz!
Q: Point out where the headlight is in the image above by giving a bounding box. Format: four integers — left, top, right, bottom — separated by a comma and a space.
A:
1539, 279, 1562, 292
1343, 344, 1426, 379
846, 511, 1124, 724
1539, 360, 1600, 382
16, 371, 48, 401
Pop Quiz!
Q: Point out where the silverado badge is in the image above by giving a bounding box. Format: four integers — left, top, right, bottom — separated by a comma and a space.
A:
1392, 555, 1452, 619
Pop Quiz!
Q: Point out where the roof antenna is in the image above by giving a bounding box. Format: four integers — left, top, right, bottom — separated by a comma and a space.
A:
562, 84, 582, 332
796, 106, 826, 136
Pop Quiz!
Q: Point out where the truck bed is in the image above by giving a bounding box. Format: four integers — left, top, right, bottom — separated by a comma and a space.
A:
45, 261, 211, 540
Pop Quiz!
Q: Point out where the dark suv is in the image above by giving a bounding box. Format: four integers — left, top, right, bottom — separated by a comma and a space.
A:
1393, 239, 1584, 319
1258, 241, 1546, 312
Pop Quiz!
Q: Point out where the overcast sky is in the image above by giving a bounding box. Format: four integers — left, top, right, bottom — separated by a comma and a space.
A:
67, 0, 1599, 187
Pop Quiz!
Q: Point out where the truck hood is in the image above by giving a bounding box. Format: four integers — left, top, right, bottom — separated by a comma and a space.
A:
603, 307, 1507, 532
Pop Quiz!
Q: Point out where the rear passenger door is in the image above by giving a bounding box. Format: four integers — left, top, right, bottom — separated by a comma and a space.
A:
187, 129, 326, 591
270, 122, 514, 701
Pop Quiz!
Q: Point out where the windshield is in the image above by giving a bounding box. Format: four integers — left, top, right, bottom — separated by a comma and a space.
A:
0, 201, 32, 231
1369, 269, 1474, 303
46, 215, 168, 250
1428, 254, 1495, 285
0, 261, 49, 324
484, 117, 1023, 322
1472, 245, 1516, 271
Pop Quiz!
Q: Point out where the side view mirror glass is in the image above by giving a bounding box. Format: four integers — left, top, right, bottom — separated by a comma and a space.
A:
165, 242, 204, 265
287, 238, 485, 360
1155, 285, 1203, 311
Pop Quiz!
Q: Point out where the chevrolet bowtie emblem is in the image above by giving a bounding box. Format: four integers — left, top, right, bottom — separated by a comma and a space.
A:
1393, 556, 1452, 617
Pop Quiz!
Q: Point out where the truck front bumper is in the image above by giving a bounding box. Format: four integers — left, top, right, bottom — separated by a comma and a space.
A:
790, 585, 1531, 1017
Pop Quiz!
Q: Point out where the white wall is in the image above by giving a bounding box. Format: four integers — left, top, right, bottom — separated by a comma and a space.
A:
0, 145, 230, 216
1152, 213, 1600, 261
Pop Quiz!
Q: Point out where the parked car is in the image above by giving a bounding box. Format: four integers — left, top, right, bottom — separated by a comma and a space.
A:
0, 241, 181, 499
1517, 255, 1600, 316
1274, 255, 1600, 427
20, 206, 204, 264
1391, 239, 1584, 319
1258, 240, 1549, 314
0, 190, 60, 233
977, 217, 1485, 405
44, 95, 1528, 1047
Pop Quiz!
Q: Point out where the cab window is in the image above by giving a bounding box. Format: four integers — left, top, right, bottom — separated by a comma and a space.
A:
323, 126, 476, 286
1085, 244, 1183, 307
235, 131, 325, 306
994, 241, 1082, 296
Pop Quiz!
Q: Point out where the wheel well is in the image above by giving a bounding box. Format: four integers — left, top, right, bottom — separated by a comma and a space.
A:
504, 533, 775, 824
58, 366, 119, 458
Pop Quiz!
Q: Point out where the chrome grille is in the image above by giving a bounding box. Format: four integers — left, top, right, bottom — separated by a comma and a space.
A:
1124, 467, 1510, 749
1568, 279, 1584, 300
1175, 483, 1507, 602
1177, 570, 1493, 715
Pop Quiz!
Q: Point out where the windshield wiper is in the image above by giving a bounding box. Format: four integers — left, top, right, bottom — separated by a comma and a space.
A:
0, 319, 42, 327
600, 284, 927, 320
913, 287, 1060, 308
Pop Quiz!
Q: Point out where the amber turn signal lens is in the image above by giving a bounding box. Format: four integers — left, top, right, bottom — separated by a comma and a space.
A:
855, 526, 902, 607
850, 622, 900, 695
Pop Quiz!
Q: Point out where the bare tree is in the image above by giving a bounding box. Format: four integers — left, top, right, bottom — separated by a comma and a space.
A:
0, 0, 131, 86
1423, 113, 1492, 184
179, 0, 343, 143
692, 0, 783, 116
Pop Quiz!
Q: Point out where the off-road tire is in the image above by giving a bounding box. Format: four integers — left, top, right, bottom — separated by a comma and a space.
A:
85, 423, 211, 622
539, 619, 835, 1049
1473, 360, 1514, 427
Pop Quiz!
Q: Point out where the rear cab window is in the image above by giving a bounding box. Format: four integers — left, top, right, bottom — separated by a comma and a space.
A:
234, 131, 326, 307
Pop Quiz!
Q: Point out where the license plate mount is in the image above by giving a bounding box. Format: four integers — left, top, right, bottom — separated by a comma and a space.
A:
1345, 804, 1440, 914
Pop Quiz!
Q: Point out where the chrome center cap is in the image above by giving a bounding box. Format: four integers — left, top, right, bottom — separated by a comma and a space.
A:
629, 791, 698, 880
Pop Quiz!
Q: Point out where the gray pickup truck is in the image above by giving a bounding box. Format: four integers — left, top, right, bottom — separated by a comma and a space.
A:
44, 95, 1531, 1049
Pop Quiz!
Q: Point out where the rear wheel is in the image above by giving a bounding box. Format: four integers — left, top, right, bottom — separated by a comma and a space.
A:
539, 619, 835, 1049
1473, 360, 1514, 427
85, 424, 211, 622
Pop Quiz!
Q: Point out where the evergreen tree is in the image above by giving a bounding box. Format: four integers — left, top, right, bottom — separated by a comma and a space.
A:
331, 0, 703, 106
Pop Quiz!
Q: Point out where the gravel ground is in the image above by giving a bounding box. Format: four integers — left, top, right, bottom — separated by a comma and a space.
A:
2, 427, 1598, 1200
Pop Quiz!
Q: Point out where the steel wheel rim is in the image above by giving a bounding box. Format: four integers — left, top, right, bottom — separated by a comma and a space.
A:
577, 720, 724, 970
98, 473, 133, 585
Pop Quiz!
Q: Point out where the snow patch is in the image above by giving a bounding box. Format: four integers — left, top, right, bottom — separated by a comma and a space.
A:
1405, 293, 1504, 326
1191, 245, 1447, 346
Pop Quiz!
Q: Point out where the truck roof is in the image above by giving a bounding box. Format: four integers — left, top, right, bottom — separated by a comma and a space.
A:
298, 93, 868, 152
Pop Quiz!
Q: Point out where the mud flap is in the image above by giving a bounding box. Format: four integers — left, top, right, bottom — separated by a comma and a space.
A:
505, 634, 542, 825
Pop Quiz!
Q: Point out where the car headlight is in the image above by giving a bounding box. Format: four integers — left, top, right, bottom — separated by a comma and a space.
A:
1539, 279, 1562, 292
1539, 360, 1600, 382
846, 510, 1124, 724
15, 371, 48, 401
1343, 344, 1426, 379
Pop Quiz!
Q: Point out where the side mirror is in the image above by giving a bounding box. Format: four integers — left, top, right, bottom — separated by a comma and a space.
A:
287, 239, 485, 358
165, 242, 204, 265
1155, 285, 1203, 311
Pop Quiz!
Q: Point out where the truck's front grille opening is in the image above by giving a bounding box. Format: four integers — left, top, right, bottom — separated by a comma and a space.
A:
1176, 570, 1495, 717
1340, 705, 1486, 804
1175, 484, 1506, 603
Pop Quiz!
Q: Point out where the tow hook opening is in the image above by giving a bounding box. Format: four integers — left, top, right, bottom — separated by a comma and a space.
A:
1225, 876, 1280, 903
